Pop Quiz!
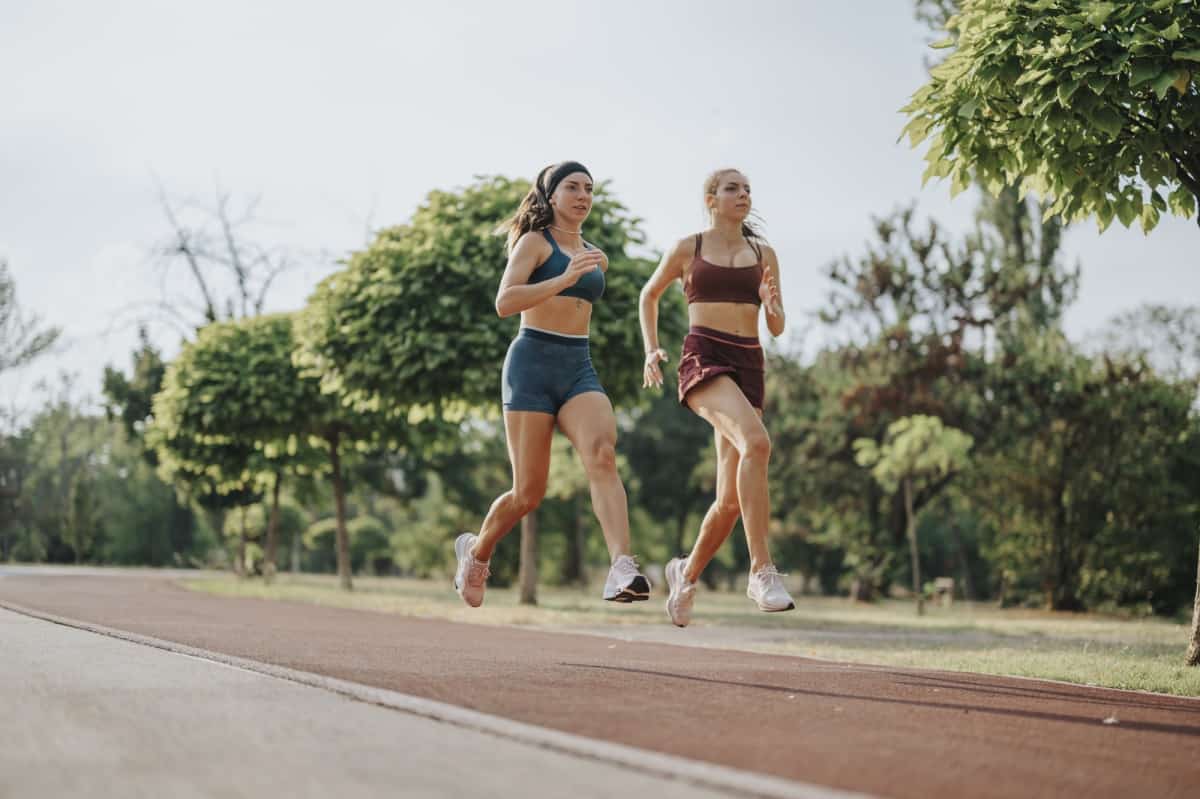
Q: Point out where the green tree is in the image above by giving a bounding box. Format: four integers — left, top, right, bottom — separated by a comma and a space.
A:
148, 327, 269, 576
18, 376, 109, 563
909, 0, 1200, 661
795, 205, 1072, 597
97, 434, 208, 567
0, 423, 31, 562
295, 176, 685, 603
855, 415, 974, 615
211, 314, 329, 584
150, 313, 393, 589
903, 0, 1200, 232
102, 326, 168, 461
65, 470, 103, 564
101, 327, 199, 559
2, 381, 216, 568
1100, 304, 1200, 671
978, 331, 1200, 612
0, 261, 63, 554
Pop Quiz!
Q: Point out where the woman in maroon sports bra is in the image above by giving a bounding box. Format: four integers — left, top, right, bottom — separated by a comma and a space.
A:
638, 167, 795, 627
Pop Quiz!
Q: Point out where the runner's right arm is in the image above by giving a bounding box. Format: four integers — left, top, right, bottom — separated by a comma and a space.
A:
495, 233, 603, 317
638, 236, 690, 388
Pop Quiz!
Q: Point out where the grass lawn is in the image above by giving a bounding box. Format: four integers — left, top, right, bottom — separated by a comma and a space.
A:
182, 572, 1200, 698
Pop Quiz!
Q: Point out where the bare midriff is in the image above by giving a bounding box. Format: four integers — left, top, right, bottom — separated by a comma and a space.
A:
687, 302, 760, 338
521, 296, 593, 336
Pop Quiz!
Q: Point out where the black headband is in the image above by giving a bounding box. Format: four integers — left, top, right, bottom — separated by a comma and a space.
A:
541, 161, 592, 200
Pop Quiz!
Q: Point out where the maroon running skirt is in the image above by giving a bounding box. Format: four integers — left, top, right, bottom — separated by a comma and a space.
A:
677, 325, 765, 411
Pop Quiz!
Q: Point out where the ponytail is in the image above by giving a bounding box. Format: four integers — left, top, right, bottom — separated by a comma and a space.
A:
497, 164, 555, 254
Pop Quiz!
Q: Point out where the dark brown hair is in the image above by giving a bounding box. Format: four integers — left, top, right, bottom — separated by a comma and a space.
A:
704, 167, 765, 242
498, 161, 592, 254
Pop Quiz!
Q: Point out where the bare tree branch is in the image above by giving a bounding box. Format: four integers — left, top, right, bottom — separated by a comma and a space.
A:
0, 259, 62, 374
154, 177, 219, 325
145, 177, 301, 337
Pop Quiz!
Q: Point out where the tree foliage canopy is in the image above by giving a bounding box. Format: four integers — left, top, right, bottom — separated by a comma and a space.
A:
148, 314, 327, 498
904, 0, 1200, 232
854, 415, 975, 493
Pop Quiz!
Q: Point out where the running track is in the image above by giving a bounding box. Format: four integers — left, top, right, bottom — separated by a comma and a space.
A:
2, 572, 1197, 798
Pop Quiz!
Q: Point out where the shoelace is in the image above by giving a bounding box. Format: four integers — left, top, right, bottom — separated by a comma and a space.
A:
612, 554, 642, 579
755, 565, 787, 590
467, 558, 490, 587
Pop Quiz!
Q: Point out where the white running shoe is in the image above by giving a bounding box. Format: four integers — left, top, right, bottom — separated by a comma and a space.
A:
664, 557, 697, 627
603, 554, 651, 602
453, 532, 490, 608
746, 564, 795, 612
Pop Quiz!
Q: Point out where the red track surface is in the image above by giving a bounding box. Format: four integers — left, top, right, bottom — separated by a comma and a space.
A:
3, 574, 1198, 798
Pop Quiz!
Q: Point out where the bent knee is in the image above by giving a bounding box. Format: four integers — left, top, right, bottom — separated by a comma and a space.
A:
512, 486, 546, 515
582, 440, 618, 475
713, 498, 741, 519
740, 429, 771, 461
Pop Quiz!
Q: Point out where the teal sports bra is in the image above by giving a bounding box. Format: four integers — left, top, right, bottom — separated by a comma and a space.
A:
527, 229, 605, 304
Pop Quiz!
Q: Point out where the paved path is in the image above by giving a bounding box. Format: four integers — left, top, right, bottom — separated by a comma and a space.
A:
1, 606, 759, 799
3, 572, 1199, 798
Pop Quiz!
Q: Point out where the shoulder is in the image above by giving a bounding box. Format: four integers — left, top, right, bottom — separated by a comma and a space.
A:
668, 234, 700, 260
753, 239, 777, 264
511, 230, 553, 259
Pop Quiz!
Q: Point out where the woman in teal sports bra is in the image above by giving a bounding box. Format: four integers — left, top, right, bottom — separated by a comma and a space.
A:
452, 161, 650, 608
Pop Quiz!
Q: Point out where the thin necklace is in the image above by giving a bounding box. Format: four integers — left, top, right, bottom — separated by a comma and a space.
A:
548, 224, 582, 236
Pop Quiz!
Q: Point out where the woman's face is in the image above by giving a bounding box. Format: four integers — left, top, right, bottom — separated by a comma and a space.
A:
549, 171, 594, 226
708, 170, 751, 221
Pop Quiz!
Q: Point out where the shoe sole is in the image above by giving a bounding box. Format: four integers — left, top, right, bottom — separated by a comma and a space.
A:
665, 561, 691, 627
667, 597, 691, 626
604, 576, 651, 603
452, 534, 471, 592
748, 593, 796, 612
453, 533, 483, 607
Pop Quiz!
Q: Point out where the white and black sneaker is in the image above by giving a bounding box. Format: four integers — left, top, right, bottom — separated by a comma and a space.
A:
602, 554, 651, 602
453, 532, 490, 608
746, 564, 795, 612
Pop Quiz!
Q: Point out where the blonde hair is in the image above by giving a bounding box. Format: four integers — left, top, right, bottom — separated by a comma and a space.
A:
704, 168, 765, 242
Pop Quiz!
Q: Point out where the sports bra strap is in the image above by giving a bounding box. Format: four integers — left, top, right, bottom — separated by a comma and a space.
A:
693, 232, 762, 263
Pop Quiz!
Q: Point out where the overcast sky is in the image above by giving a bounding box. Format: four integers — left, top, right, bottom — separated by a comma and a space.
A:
3, 0, 1196, 415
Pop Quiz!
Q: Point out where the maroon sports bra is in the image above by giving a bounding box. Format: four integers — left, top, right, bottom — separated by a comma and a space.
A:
683, 234, 763, 306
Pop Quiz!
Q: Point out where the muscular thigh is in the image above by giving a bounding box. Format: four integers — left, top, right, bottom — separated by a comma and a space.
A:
686, 375, 767, 454
503, 411, 555, 492
557, 390, 617, 452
